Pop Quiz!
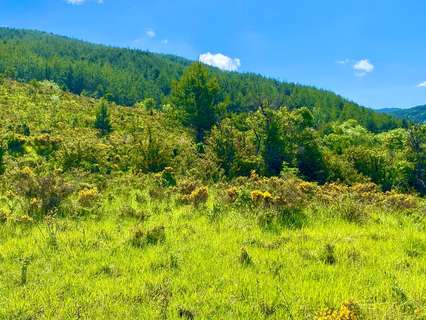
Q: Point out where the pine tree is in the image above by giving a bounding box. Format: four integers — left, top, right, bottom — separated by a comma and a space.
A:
94, 100, 112, 136
171, 62, 222, 142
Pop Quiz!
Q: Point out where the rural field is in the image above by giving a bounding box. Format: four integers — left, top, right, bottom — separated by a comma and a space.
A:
1, 174, 426, 319
0, 17, 426, 319
0, 78, 425, 319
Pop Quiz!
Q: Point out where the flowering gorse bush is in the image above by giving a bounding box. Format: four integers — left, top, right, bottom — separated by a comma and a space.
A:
181, 186, 209, 207
316, 301, 361, 320
78, 187, 99, 207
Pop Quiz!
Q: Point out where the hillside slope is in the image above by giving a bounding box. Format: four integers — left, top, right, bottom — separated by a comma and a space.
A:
0, 27, 402, 131
379, 105, 426, 123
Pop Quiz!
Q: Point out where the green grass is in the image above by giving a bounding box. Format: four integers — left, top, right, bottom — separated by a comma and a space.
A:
1, 186, 425, 319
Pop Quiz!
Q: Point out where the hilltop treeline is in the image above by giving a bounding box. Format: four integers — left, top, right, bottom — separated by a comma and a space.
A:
0, 28, 404, 131
381, 105, 426, 123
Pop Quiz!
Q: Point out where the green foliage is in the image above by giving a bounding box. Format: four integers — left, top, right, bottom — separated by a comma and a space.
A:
407, 125, 426, 194
171, 63, 223, 141
0, 145, 4, 174
205, 118, 262, 178
94, 100, 112, 136
137, 97, 157, 110
1, 78, 425, 195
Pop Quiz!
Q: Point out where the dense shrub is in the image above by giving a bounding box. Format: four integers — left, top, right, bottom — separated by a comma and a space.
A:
5, 133, 26, 155
181, 186, 209, 207
57, 136, 112, 173
12, 167, 73, 217
32, 134, 62, 157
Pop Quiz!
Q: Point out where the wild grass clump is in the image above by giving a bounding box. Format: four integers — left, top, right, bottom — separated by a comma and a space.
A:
321, 243, 336, 265
178, 307, 195, 319
0, 209, 8, 223
130, 225, 165, 247
119, 205, 148, 220
239, 247, 252, 266
334, 198, 369, 224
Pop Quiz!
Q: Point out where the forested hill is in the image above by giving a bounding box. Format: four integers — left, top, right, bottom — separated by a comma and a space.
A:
0, 27, 403, 131
379, 105, 426, 123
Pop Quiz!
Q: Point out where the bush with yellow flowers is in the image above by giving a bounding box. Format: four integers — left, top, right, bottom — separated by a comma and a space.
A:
78, 187, 99, 207
251, 190, 273, 206
181, 186, 209, 207
316, 301, 361, 320
382, 190, 419, 210
14, 214, 34, 225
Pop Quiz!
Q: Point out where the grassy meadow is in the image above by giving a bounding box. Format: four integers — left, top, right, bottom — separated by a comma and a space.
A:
1, 175, 426, 319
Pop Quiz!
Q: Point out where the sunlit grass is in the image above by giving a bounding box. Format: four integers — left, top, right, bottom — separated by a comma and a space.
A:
1, 188, 425, 319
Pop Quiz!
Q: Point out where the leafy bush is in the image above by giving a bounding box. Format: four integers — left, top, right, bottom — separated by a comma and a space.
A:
159, 167, 176, 187
5, 133, 26, 155
31, 134, 62, 157
181, 186, 209, 207
12, 167, 73, 217
57, 136, 112, 173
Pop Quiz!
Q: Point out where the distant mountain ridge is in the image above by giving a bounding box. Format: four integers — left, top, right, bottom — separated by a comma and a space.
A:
0, 27, 403, 131
378, 105, 426, 123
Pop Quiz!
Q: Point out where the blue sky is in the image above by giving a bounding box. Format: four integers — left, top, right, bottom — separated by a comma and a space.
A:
1, 0, 426, 109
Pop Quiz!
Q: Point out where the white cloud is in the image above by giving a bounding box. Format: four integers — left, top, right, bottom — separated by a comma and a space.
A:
353, 59, 374, 76
199, 52, 241, 71
417, 81, 426, 88
146, 29, 156, 38
161, 39, 169, 45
